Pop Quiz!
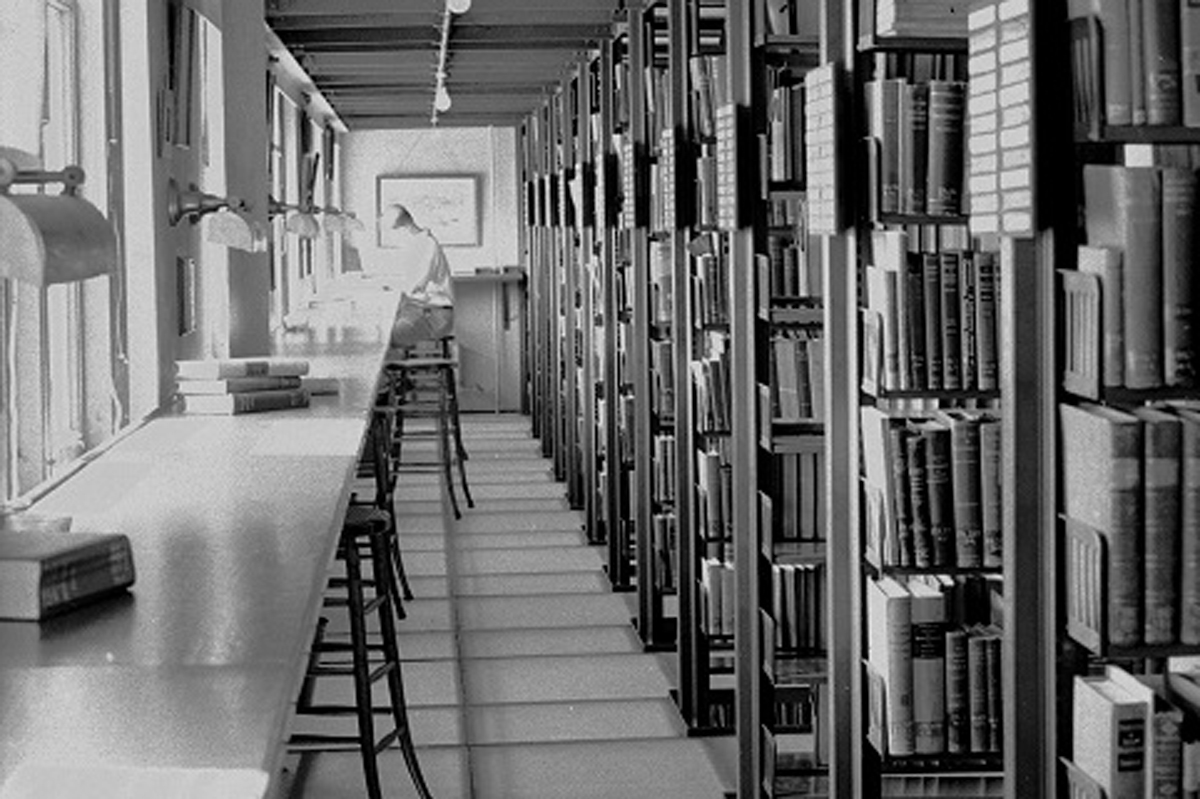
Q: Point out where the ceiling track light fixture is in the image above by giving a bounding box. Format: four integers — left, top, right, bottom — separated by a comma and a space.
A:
431, 0, 470, 125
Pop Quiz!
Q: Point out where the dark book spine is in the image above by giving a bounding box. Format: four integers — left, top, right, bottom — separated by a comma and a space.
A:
944, 628, 969, 754
984, 633, 1003, 753
889, 425, 915, 567
979, 417, 1003, 569
1182, 416, 1200, 645
922, 251, 943, 390
926, 81, 966, 216
959, 250, 978, 390
967, 631, 990, 753
907, 432, 934, 569
940, 250, 962, 390
1118, 167, 1164, 388
1109, 419, 1146, 649
1143, 416, 1182, 645
40, 552, 136, 617
924, 427, 956, 568
900, 82, 929, 215
974, 251, 998, 391
949, 416, 983, 568
1162, 167, 1197, 387
905, 251, 928, 389
1143, 0, 1182, 125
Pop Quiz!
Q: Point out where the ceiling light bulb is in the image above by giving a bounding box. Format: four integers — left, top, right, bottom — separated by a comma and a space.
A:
434, 85, 452, 112
446, 0, 471, 14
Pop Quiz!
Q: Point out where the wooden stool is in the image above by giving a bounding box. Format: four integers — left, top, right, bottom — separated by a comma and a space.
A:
350, 409, 413, 603
382, 336, 473, 519
289, 511, 432, 799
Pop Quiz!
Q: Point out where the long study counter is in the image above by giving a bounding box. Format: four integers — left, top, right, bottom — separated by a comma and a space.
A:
0, 277, 403, 797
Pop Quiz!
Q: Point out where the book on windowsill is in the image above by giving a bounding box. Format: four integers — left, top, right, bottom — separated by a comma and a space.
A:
174, 357, 310, 380
0, 530, 135, 621
174, 375, 303, 395
181, 388, 311, 416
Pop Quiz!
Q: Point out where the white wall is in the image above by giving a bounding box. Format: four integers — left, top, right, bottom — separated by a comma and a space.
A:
342, 127, 520, 291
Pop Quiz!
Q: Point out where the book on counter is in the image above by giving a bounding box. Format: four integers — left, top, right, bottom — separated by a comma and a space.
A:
180, 387, 311, 416
174, 375, 303, 395
0, 530, 135, 621
175, 357, 310, 380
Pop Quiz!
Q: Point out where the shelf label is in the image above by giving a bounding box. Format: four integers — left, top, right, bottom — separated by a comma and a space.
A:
805, 63, 842, 235
716, 103, 740, 231
967, 0, 1032, 237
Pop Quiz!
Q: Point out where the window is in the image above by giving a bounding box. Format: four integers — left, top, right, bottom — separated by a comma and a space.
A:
0, 0, 115, 502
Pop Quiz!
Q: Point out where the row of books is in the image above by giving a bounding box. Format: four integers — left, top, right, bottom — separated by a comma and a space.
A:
770, 562, 826, 651
651, 340, 674, 418
1061, 401, 1200, 648
764, 0, 820, 38
867, 574, 1003, 758
693, 253, 730, 327
861, 406, 1003, 570
769, 330, 825, 423
700, 556, 736, 637
1081, 163, 1199, 390
652, 433, 676, 504
175, 358, 316, 415
864, 228, 1000, 394
871, 0, 968, 39
762, 450, 826, 544
763, 233, 820, 302
690, 54, 729, 141
651, 240, 674, 324
865, 74, 967, 218
1072, 664, 1200, 799
697, 446, 734, 546
1073, 1, 1200, 129
652, 511, 677, 592
767, 79, 806, 186
693, 349, 732, 434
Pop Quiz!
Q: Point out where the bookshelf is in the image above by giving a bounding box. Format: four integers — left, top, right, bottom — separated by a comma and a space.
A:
1053, 2, 1200, 796
740, 0, 830, 796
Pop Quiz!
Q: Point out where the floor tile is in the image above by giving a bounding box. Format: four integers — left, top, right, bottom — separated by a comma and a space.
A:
307, 659, 461, 708
393, 631, 458, 661
455, 593, 632, 630
454, 547, 603, 575
405, 470, 555, 486
291, 746, 470, 799
402, 533, 447, 552
451, 531, 585, 550
458, 627, 640, 659
323, 598, 453, 635
403, 512, 583, 534
469, 739, 727, 799
289, 704, 464, 747
466, 698, 683, 745
451, 572, 610, 597
403, 550, 448, 576
404, 575, 450, 598
396, 482, 566, 503
462, 654, 672, 705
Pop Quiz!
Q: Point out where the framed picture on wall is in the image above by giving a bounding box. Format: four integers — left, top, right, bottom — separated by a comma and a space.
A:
376, 174, 481, 247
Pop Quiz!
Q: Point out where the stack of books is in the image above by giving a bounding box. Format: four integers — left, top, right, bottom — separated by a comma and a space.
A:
175, 358, 312, 415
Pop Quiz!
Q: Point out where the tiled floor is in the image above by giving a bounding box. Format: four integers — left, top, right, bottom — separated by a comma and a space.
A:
285, 414, 731, 798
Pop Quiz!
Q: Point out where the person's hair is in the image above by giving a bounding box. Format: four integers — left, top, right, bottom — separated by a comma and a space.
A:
388, 203, 415, 229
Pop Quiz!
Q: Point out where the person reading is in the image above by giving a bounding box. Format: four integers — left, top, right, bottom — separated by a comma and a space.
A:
382, 203, 454, 353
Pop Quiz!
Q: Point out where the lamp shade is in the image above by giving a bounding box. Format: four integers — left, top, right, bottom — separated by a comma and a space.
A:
0, 192, 117, 284
286, 212, 321, 239
447, 0, 471, 13
206, 209, 257, 252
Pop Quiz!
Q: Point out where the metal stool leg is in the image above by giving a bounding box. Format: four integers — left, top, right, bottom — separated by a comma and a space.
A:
437, 368, 462, 520
442, 361, 473, 509
343, 535, 385, 799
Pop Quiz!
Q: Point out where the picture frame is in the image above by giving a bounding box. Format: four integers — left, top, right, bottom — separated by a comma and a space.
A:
376, 174, 481, 247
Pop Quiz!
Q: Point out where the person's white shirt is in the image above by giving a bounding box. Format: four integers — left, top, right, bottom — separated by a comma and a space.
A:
404, 228, 453, 308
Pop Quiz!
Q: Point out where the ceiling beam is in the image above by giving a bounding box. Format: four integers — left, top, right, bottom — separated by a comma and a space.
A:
268, 11, 618, 29
277, 24, 611, 52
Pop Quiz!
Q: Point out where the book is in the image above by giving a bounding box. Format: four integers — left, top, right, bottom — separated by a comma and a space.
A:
1060, 402, 1144, 648
974, 250, 999, 391
174, 357, 310, 380
922, 248, 944, 390
1130, 0, 1148, 125
899, 81, 930, 215
1074, 669, 1148, 798
958, 250, 978, 389
869, 78, 905, 216
181, 387, 311, 416
1177, 408, 1200, 644
940, 247, 963, 390
940, 410, 983, 569
911, 420, 955, 568
978, 414, 1003, 569
1083, 165, 1164, 388
867, 575, 915, 756
1161, 167, 1197, 386
904, 235, 928, 389
1114, 671, 1184, 799
1131, 407, 1181, 645
1077, 245, 1126, 387
926, 80, 966, 216
1142, 0, 1183, 125
908, 579, 947, 754
944, 627, 969, 754
0, 531, 135, 621
966, 627, 990, 753
174, 375, 303, 395
906, 431, 935, 569
1088, 0, 1133, 125
1183, 1, 1200, 127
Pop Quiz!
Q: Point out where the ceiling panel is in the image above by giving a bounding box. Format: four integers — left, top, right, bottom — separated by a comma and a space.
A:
267, 0, 624, 129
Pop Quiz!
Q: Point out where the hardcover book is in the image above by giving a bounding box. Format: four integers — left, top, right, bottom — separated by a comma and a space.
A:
0, 531, 136, 621
175, 357, 310, 380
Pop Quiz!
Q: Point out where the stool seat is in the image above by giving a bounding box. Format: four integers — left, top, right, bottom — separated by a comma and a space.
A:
385, 356, 457, 369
